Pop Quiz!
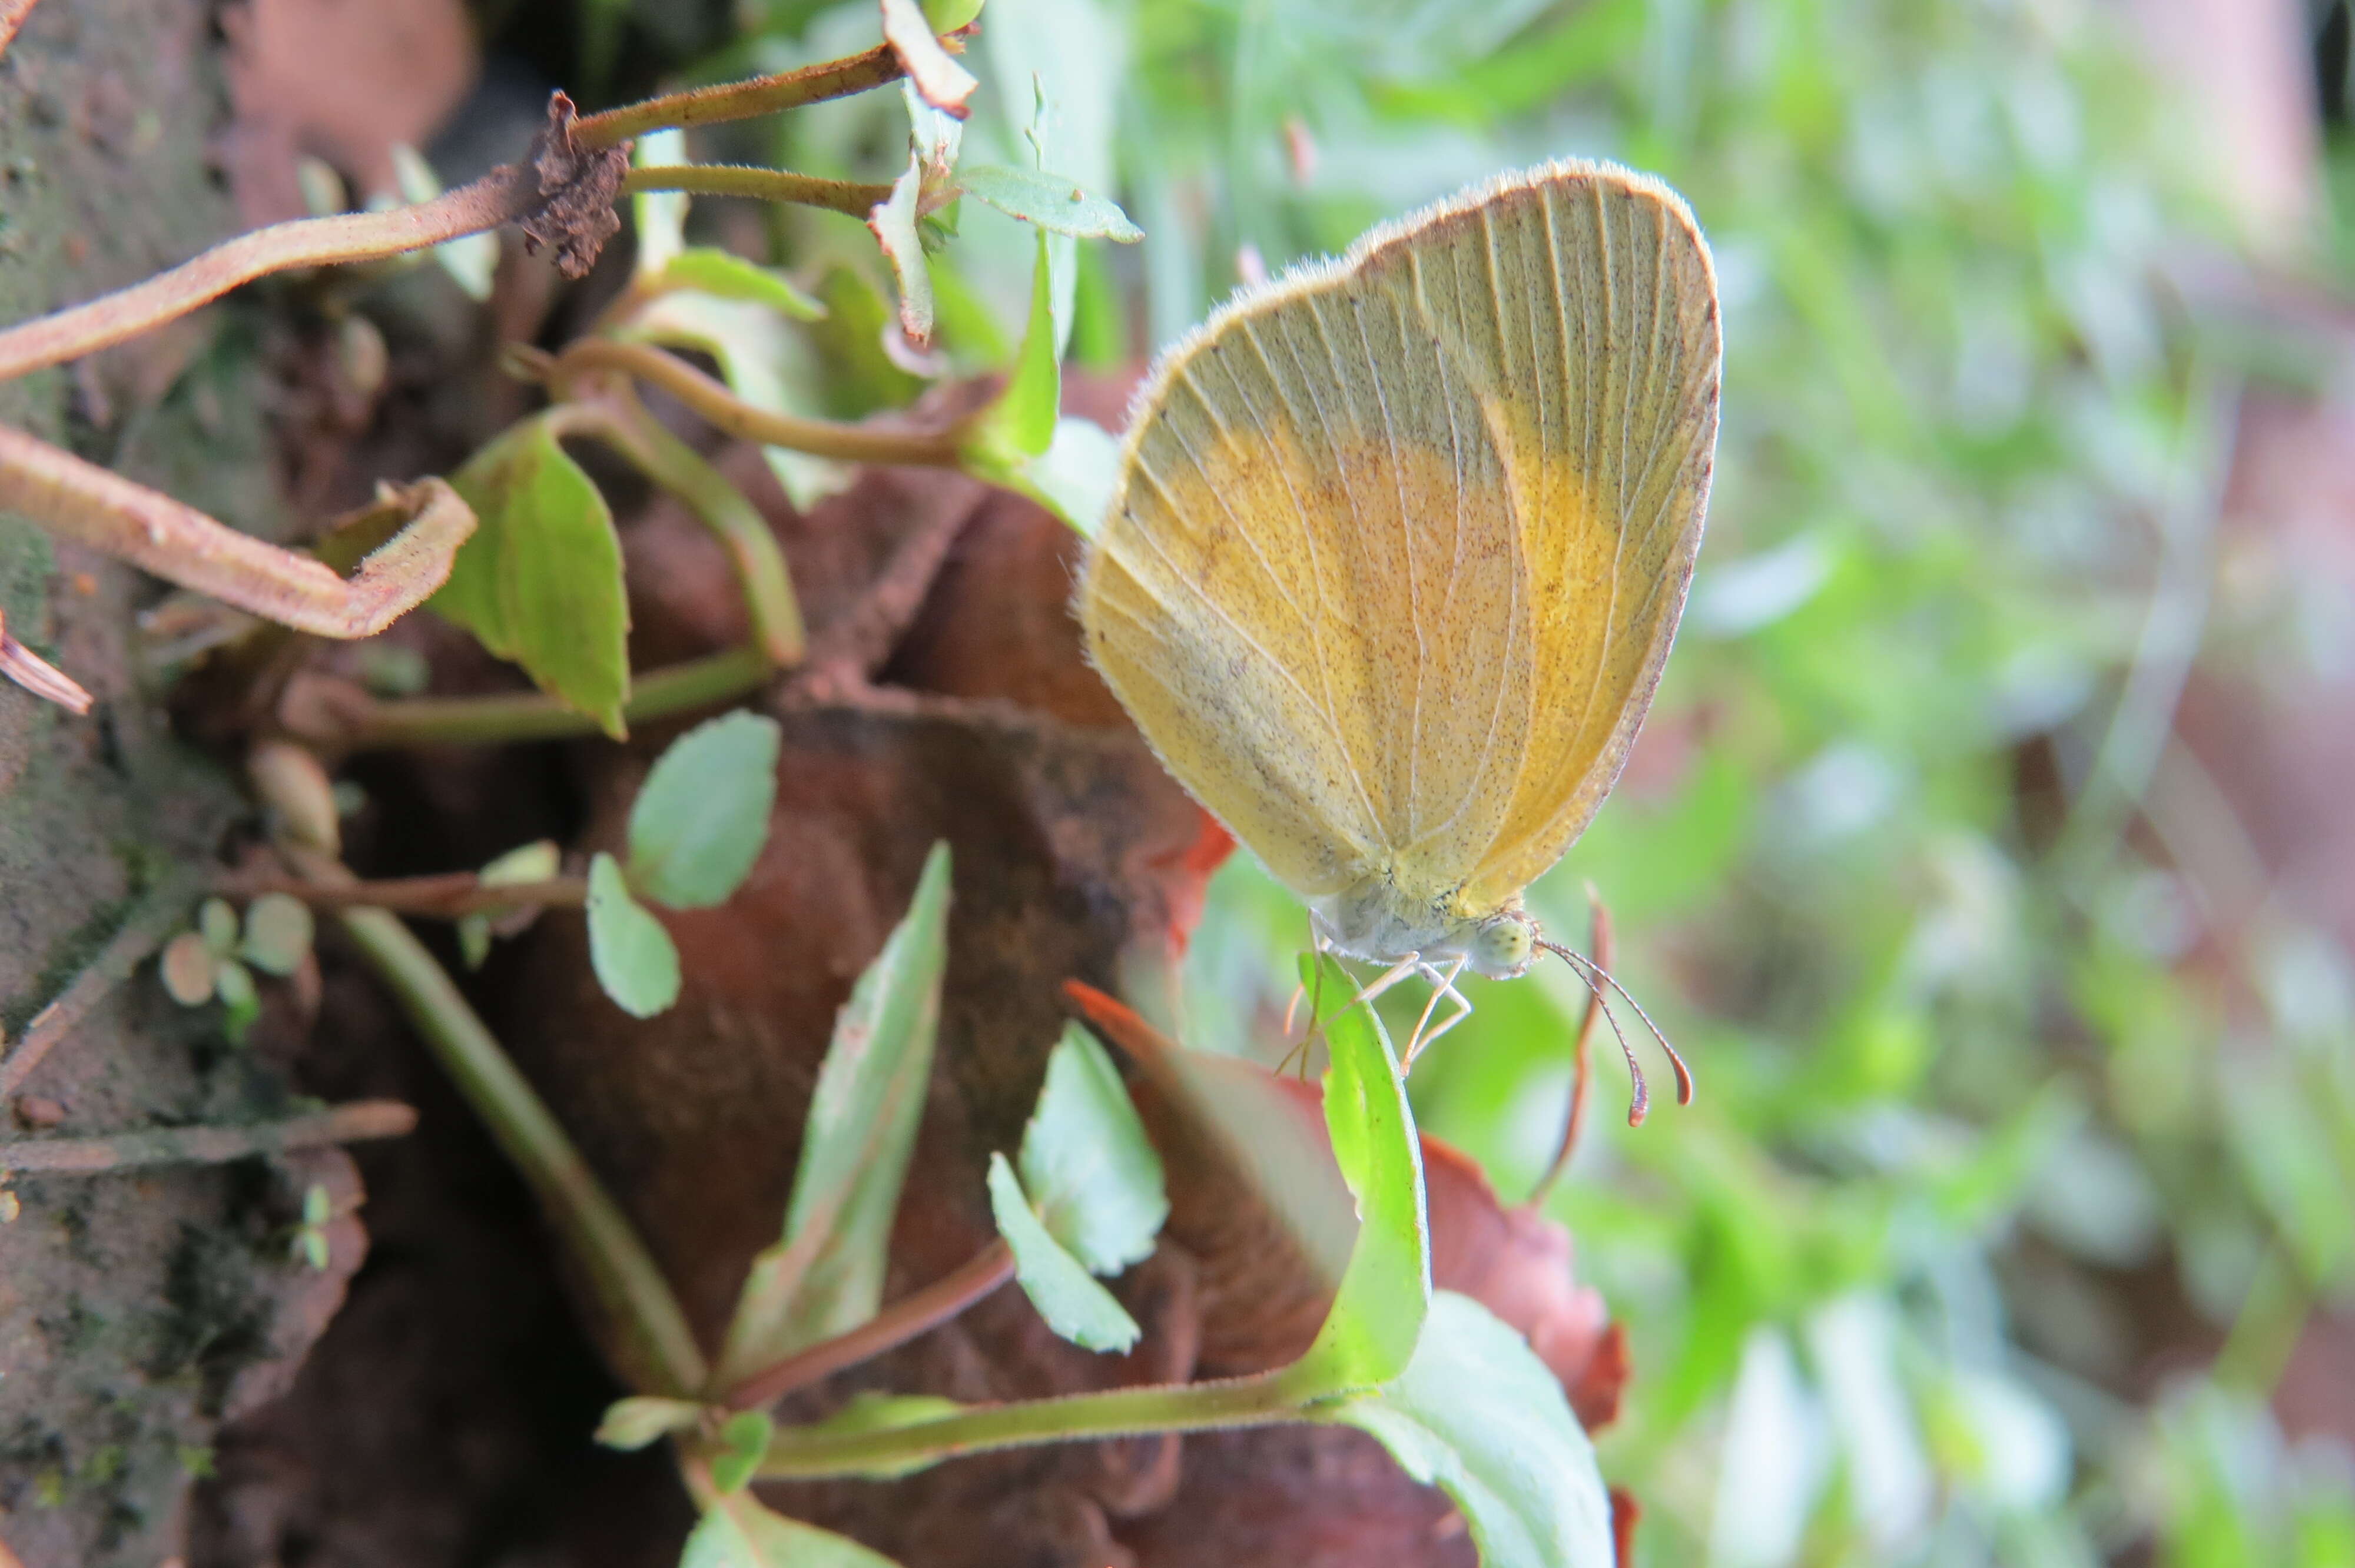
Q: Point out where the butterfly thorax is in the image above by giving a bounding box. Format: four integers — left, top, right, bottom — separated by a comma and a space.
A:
1309, 874, 1537, 981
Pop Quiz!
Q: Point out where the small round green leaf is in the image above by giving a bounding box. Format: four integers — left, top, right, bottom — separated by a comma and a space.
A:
586, 852, 682, 1018
239, 893, 314, 977
626, 712, 782, 909
215, 958, 260, 1045
198, 898, 240, 956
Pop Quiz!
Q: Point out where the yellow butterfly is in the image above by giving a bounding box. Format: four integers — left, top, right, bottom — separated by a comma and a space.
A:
1079, 159, 1720, 1099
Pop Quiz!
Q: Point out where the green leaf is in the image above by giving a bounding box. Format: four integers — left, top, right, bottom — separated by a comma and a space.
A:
586, 852, 682, 1018
660, 248, 825, 321
595, 1396, 705, 1451
1003, 416, 1122, 535
238, 893, 314, 978
866, 155, 935, 348
1281, 954, 1429, 1396
717, 843, 953, 1381
778, 1393, 966, 1480
681, 1491, 903, 1568
921, 0, 983, 30
199, 897, 239, 955
957, 164, 1142, 242
710, 1410, 774, 1493
439, 418, 632, 738
633, 128, 689, 280
1325, 1292, 1615, 1568
965, 232, 1061, 466
625, 712, 782, 910
459, 838, 563, 969
215, 958, 260, 1045
1019, 1023, 1166, 1274
987, 1152, 1140, 1353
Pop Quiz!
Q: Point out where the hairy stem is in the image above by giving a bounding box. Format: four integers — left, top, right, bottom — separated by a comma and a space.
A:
758, 1370, 1315, 1479
0, 1101, 416, 1174
724, 1241, 1014, 1411
619, 164, 893, 218
0, 168, 534, 384
552, 397, 806, 667
341, 645, 771, 751
573, 45, 907, 147
0, 869, 203, 1101
0, 430, 476, 639
546, 339, 967, 467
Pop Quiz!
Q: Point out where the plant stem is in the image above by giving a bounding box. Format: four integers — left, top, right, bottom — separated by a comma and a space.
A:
0, 1101, 416, 1174
0, 169, 535, 384
1524, 888, 1612, 1211
224, 871, 588, 918
327, 882, 707, 1396
618, 165, 893, 218
573, 45, 907, 148
547, 340, 967, 467
343, 645, 771, 751
0, 869, 201, 1101
757, 1370, 1315, 1479
723, 1241, 1014, 1411
0, 606, 92, 713
0, 431, 476, 639
552, 397, 806, 668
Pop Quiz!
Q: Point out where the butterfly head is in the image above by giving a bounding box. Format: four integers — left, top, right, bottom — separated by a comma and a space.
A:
1467, 908, 1538, 979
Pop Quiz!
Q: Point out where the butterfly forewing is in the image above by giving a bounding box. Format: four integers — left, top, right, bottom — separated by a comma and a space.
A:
1081, 160, 1720, 920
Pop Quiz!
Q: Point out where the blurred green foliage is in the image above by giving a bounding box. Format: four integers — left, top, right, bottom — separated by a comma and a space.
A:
662, 0, 2355, 1562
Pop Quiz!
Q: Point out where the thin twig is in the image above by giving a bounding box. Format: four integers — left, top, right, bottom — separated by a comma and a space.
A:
619, 164, 892, 218
0, 169, 535, 384
221, 871, 588, 918
723, 1241, 1014, 1411
334, 645, 771, 752
0, 434, 476, 639
0, 869, 201, 1101
1524, 889, 1613, 1211
784, 477, 982, 698
0, 1100, 416, 1174
546, 339, 967, 467
573, 45, 908, 148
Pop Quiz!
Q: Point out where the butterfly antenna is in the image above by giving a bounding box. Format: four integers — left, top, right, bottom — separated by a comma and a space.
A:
1538, 940, 1694, 1113
1541, 941, 1649, 1125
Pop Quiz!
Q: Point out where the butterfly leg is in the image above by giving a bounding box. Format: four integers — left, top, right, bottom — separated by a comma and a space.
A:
1403, 956, 1472, 1068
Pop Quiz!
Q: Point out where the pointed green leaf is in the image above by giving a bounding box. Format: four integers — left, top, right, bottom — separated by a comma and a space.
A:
1281, 954, 1428, 1396
441, 418, 632, 737
596, 1395, 705, 1451
587, 852, 682, 1018
1325, 1292, 1615, 1568
1019, 1023, 1165, 1275
987, 1152, 1140, 1353
717, 843, 952, 1381
626, 712, 781, 909
682, 1491, 903, 1568
660, 248, 824, 321
957, 164, 1140, 242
